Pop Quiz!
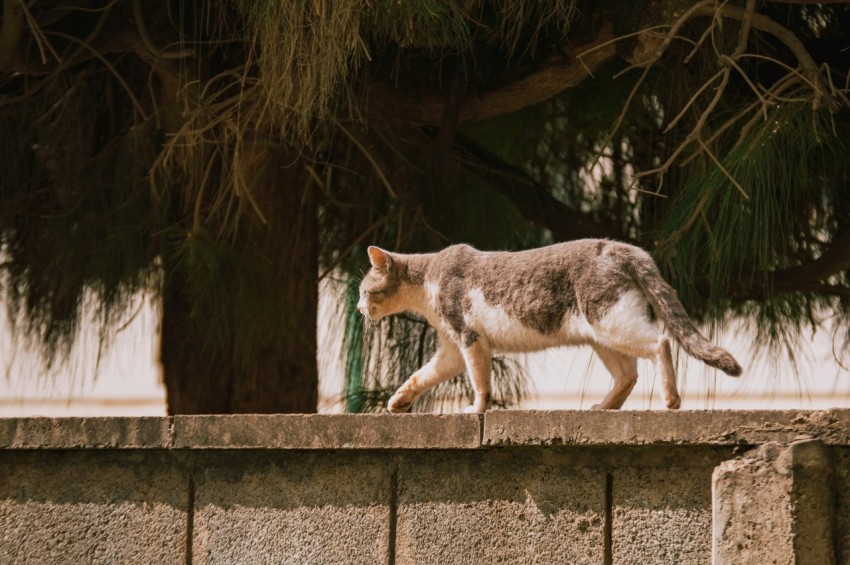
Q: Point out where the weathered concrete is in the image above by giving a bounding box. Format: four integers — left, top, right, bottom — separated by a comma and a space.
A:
396, 451, 606, 564
483, 409, 850, 446
4, 410, 848, 450
1, 411, 848, 564
174, 413, 481, 449
833, 448, 850, 564
712, 440, 835, 565
192, 452, 392, 565
0, 417, 172, 449
613, 462, 715, 564
0, 451, 186, 565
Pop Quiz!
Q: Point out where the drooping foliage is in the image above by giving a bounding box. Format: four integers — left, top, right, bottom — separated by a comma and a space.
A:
1, 1, 849, 412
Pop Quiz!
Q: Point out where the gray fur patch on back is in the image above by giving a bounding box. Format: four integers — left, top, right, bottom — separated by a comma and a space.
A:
414, 241, 639, 338
431, 244, 583, 336
478, 261, 578, 334
457, 241, 635, 333
578, 269, 634, 323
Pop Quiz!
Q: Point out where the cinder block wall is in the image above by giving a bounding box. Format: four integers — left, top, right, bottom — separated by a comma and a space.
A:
2, 411, 849, 565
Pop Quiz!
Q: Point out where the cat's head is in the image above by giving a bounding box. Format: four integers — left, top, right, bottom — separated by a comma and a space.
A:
358, 246, 405, 321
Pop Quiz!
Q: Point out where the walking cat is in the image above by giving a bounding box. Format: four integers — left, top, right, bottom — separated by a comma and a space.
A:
357, 240, 743, 413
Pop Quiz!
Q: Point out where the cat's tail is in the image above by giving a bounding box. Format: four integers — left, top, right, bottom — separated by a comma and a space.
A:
625, 251, 743, 377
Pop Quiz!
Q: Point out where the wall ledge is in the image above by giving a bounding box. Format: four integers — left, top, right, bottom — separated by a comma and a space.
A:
483, 409, 850, 447
2, 409, 849, 450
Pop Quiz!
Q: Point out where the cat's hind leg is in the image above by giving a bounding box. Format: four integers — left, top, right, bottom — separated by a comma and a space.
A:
594, 336, 681, 410
587, 290, 679, 409
656, 335, 680, 409
387, 341, 464, 413
590, 344, 638, 409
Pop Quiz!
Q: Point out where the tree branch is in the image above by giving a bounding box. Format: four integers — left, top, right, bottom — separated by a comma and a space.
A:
367, 22, 616, 126
773, 230, 850, 286
725, 231, 850, 303
452, 133, 624, 242
693, 3, 839, 112
734, 280, 850, 302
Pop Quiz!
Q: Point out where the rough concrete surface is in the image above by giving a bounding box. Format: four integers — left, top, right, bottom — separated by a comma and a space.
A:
0, 417, 172, 449
192, 452, 392, 565
483, 409, 850, 447
0, 451, 186, 565
395, 451, 606, 565
787, 440, 836, 565
713, 443, 794, 564
3, 410, 849, 451
613, 464, 714, 565
712, 440, 836, 565
174, 413, 481, 449
833, 448, 850, 564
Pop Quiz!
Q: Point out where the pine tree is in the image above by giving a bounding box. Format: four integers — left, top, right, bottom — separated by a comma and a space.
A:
1, 1, 848, 413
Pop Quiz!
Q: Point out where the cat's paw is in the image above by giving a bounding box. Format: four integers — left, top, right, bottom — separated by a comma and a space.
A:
666, 395, 682, 410
591, 403, 605, 410
387, 391, 414, 413
462, 404, 485, 414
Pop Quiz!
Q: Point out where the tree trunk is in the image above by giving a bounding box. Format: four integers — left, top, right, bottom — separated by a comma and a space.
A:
161, 150, 319, 414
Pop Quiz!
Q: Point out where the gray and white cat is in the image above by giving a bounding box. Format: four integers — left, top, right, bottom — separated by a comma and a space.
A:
357, 240, 742, 413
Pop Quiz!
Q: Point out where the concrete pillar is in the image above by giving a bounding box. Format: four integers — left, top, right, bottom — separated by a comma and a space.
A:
712, 439, 835, 565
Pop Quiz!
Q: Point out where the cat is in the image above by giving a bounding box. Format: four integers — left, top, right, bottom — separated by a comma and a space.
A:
357, 239, 742, 413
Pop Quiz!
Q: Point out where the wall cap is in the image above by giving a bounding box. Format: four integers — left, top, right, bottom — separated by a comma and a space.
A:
2, 409, 849, 450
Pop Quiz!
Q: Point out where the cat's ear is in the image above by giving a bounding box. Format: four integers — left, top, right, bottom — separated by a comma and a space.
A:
367, 246, 394, 271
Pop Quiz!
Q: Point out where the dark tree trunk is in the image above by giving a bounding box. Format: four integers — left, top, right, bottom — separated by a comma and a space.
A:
161, 150, 319, 414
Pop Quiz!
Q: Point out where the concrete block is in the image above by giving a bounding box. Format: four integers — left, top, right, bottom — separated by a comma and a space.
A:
612, 464, 714, 564
192, 452, 392, 565
174, 413, 481, 449
833, 448, 850, 564
0, 417, 173, 449
712, 440, 835, 565
0, 451, 186, 565
395, 451, 606, 564
483, 409, 850, 447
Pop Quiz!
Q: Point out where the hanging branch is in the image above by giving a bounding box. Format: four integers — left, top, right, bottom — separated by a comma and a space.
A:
600, 1, 846, 195
367, 22, 617, 126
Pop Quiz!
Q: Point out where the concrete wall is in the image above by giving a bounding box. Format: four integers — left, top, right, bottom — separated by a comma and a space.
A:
2, 410, 849, 564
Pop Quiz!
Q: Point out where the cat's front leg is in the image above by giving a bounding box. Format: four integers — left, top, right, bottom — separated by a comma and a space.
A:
459, 333, 492, 414
387, 342, 464, 413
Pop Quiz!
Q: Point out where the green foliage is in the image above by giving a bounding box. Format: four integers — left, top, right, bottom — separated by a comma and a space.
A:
343, 276, 365, 413
0, 76, 160, 361
659, 106, 841, 303
342, 302, 528, 413
657, 104, 850, 360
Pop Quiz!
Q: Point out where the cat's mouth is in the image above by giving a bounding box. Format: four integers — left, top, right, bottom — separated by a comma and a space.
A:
359, 307, 389, 322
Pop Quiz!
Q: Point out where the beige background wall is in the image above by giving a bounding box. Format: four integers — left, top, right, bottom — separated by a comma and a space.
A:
2, 284, 848, 416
